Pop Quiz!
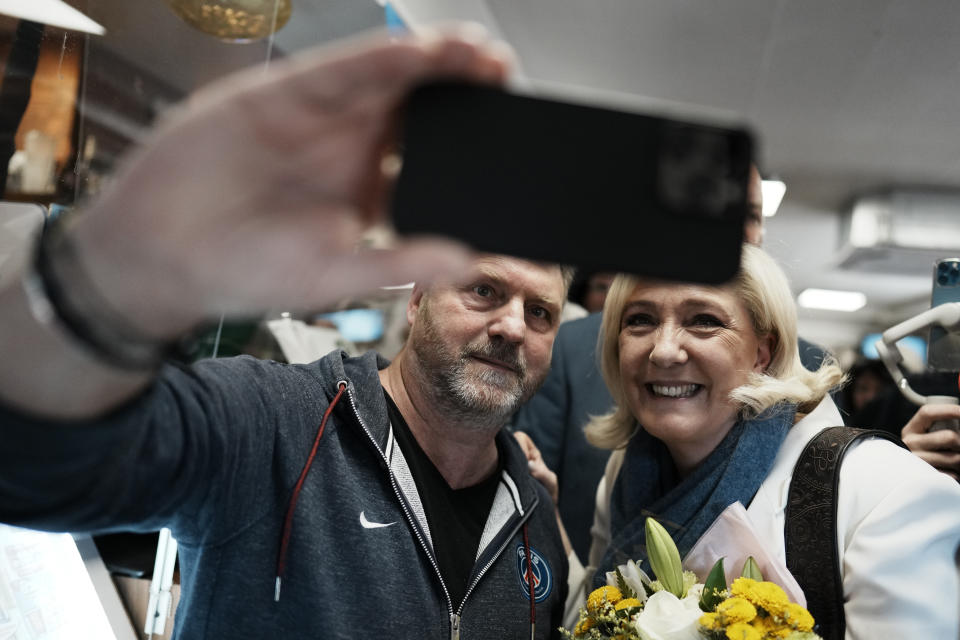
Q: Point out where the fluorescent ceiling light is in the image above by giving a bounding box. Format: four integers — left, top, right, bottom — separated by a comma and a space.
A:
761, 179, 786, 217
797, 288, 867, 312
0, 0, 105, 35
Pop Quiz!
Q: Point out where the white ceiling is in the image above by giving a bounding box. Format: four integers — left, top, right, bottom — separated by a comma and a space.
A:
59, 0, 960, 352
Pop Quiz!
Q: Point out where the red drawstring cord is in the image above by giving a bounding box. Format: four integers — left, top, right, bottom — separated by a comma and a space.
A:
523, 523, 536, 639
275, 381, 346, 601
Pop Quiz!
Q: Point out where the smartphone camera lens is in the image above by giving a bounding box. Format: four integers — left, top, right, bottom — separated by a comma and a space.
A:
657, 125, 739, 219
938, 261, 960, 286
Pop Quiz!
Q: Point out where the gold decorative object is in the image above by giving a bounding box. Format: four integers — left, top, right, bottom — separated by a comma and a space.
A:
164, 0, 292, 43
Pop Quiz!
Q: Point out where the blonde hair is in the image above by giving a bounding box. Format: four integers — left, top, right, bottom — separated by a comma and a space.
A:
585, 244, 844, 450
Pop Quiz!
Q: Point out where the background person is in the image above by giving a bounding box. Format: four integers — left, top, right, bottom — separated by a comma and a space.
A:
0, 26, 572, 639
567, 271, 617, 315
564, 244, 960, 638
839, 358, 895, 418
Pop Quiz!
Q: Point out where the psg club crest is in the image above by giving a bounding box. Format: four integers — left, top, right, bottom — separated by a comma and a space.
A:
515, 544, 552, 603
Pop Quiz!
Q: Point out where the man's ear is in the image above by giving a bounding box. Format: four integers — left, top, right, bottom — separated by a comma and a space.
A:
754, 332, 775, 373
407, 284, 426, 326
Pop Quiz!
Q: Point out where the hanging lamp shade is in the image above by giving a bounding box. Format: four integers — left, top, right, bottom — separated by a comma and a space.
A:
163, 0, 291, 43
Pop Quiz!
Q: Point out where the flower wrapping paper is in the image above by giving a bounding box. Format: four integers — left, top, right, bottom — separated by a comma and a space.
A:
682, 501, 806, 608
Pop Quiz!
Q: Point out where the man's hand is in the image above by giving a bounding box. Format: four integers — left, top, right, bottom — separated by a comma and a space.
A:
513, 430, 559, 505
0, 25, 513, 419
901, 403, 960, 481
68, 25, 513, 339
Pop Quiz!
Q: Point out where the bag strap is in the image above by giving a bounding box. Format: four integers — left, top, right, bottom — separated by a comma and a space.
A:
784, 426, 902, 640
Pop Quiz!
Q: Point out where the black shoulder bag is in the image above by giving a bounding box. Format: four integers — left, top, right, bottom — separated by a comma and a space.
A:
784, 426, 903, 640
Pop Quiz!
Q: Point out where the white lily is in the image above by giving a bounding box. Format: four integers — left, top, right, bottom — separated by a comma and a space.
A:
605, 559, 651, 604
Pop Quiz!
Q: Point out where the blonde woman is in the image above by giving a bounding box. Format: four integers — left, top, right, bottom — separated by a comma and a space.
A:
561, 244, 960, 638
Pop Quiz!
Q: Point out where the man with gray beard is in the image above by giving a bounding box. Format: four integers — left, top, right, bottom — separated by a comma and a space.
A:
378, 254, 572, 618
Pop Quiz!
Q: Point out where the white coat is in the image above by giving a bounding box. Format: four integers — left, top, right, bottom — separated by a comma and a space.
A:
566, 396, 960, 638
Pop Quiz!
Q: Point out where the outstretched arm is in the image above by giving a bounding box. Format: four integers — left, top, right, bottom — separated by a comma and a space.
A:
0, 25, 511, 420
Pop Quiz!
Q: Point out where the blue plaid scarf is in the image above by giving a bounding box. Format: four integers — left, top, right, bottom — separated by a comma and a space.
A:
592, 404, 796, 588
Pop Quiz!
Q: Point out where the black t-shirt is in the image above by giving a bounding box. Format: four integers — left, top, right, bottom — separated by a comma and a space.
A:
384, 391, 502, 610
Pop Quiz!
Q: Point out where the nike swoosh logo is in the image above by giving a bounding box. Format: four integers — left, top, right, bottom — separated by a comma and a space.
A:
359, 511, 396, 529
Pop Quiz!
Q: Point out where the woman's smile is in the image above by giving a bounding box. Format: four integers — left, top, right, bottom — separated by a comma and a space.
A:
646, 382, 703, 399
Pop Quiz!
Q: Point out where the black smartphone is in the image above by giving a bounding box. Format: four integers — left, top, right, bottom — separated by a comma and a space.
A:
391, 81, 755, 284
928, 258, 960, 371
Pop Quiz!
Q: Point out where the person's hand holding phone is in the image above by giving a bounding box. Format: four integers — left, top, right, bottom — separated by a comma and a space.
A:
901, 402, 960, 481
67, 26, 513, 341
0, 26, 514, 420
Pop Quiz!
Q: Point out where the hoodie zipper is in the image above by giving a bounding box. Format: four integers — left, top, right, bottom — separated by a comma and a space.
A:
456, 495, 538, 620
450, 613, 461, 640
342, 384, 458, 634
344, 382, 541, 639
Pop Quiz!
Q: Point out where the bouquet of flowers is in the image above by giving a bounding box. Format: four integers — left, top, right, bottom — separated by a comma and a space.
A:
561, 518, 823, 640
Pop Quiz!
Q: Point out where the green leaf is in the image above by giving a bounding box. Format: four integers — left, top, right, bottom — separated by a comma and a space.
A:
645, 517, 684, 597
615, 568, 638, 600
741, 556, 763, 581
699, 558, 727, 612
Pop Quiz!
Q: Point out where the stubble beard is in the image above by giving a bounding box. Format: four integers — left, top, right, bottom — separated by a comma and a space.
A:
411, 307, 544, 430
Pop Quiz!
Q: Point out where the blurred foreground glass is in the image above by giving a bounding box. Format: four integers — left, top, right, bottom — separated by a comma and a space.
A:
163, 0, 292, 42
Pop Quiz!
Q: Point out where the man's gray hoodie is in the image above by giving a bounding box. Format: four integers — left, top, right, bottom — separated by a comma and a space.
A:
0, 350, 568, 639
